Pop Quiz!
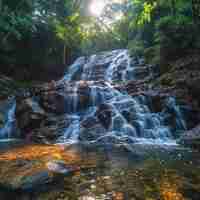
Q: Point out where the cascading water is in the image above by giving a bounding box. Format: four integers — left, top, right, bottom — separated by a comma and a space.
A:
57, 115, 80, 144
56, 49, 187, 146
105, 49, 132, 81
0, 50, 186, 145
0, 99, 16, 139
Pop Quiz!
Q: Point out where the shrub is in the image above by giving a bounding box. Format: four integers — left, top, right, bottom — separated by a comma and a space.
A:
155, 15, 200, 73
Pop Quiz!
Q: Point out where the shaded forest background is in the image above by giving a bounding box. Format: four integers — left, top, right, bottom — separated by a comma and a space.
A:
0, 0, 200, 81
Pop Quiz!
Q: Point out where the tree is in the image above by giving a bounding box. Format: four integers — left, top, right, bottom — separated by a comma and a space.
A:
192, 0, 200, 25
0, 0, 2, 12
55, 13, 83, 64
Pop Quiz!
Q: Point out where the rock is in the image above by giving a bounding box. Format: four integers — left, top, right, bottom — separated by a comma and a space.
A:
41, 91, 67, 114
28, 126, 61, 143
0, 158, 52, 191
133, 66, 150, 79
180, 124, 200, 149
16, 98, 46, 137
0, 76, 19, 99
40, 81, 92, 114
24, 114, 71, 143
46, 160, 69, 174
187, 77, 200, 105
0, 113, 4, 128
79, 122, 106, 141
15, 170, 52, 190
145, 90, 169, 113
96, 104, 113, 129
81, 116, 99, 129
46, 160, 79, 175
77, 82, 90, 111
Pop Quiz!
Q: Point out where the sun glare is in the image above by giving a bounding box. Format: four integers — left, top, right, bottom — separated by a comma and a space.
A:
89, 0, 106, 17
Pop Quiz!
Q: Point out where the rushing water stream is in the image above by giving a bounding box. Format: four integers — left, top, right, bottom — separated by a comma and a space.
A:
53, 49, 187, 146
0, 49, 199, 200
0, 49, 187, 145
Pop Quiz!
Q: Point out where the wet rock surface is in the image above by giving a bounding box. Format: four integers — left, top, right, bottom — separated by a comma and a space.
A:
180, 124, 200, 149
16, 98, 46, 133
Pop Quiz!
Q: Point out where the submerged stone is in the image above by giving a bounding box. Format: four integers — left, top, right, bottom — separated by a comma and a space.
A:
46, 160, 79, 175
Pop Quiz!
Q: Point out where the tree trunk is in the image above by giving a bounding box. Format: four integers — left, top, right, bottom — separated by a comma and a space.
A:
63, 44, 66, 65
171, 0, 176, 16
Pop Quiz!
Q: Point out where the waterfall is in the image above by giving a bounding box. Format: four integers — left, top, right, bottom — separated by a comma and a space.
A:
57, 115, 80, 144
55, 49, 187, 146
105, 49, 134, 82
0, 100, 16, 139
0, 50, 187, 146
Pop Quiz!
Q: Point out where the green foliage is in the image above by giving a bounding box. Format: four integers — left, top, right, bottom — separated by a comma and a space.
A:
128, 39, 145, 57
128, 0, 199, 63
144, 45, 160, 64
0, 0, 86, 79
80, 20, 122, 55
156, 15, 199, 62
137, 1, 157, 25
156, 15, 192, 32
55, 12, 83, 48
0, 11, 33, 41
0, 0, 200, 80
0, 0, 34, 42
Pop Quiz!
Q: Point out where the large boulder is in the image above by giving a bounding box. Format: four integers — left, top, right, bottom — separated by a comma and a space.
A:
26, 115, 70, 143
96, 103, 114, 129
40, 91, 67, 114
16, 98, 47, 137
79, 116, 106, 141
0, 100, 7, 128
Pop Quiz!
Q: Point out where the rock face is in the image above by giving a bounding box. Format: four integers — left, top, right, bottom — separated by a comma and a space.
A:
8, 49, 197, 145
0, 75, 19, 100
96, 103, 113, 129
16, 98, 46, 129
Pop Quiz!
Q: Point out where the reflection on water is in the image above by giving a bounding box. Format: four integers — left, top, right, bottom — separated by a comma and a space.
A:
0, 143, 200, 200
160, 178, 185, 200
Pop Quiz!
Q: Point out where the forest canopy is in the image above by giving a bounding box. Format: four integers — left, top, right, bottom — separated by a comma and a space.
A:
0, 0, 200, 80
